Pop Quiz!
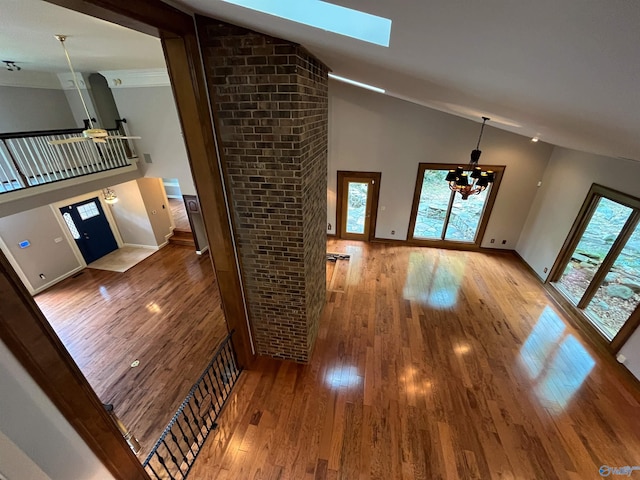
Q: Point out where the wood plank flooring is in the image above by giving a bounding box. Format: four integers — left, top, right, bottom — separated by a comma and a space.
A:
34, 244, 228, 459
169, 197, 191, 231
189, 240, 640, 480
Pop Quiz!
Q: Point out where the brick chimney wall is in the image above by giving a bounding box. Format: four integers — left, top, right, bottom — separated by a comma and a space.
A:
197, 17, 328, 362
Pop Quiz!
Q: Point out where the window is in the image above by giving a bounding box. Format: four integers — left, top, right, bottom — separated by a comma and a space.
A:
550, 184, 640, 350
77, 201, 100, 220
63, 213, 80, 239
407, 163, 504, 247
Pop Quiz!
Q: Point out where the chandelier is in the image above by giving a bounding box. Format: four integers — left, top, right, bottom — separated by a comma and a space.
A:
445, 116, 495, 200
103, 188, 118, 204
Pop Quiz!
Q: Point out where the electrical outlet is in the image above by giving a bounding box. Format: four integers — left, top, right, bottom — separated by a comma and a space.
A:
490, 238, 495, 243
39, 273, 46, 279
327, 223, 332, 231
543, 267, 548, 273
391, 230, 396, 235
501, 240, 507, 245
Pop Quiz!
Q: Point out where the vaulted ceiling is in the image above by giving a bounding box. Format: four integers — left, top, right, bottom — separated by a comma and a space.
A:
2, 0, 639, 162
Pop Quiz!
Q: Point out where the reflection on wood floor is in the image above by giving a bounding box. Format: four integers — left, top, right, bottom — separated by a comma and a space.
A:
34, 244, 227, 459
190, 240, 640, 480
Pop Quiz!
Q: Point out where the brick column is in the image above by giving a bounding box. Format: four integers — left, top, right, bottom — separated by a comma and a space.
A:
197, 17, 328, 363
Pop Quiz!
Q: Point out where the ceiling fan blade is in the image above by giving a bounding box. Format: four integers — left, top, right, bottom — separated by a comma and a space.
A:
48, 137, 90, 145
106, 136, 142, 140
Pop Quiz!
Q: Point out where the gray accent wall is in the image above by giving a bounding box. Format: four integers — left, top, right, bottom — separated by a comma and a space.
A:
0, 86, 75, 133
0, 205, 81, 292
110, 86, 196, 195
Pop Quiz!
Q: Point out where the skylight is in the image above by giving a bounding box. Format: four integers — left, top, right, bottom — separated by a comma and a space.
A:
221, 0, 392, 47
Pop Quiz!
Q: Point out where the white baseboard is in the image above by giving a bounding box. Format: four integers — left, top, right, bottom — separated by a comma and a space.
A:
31, 265, 84, 295
196, 245, 209, 255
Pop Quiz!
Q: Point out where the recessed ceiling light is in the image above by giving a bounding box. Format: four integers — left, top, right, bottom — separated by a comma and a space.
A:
328, 73, 385, 93
531, 136, 540, 142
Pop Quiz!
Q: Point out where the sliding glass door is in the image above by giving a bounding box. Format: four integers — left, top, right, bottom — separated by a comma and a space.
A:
551, 185, 640, 349
408, 163, 503, 246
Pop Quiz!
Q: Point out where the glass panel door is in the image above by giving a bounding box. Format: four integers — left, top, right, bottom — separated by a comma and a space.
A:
550, 185, 640, 349
338, 172, 380, 241
445, 187, 489, 242
345, 182, 369, 235
411, 166, 495, 244
585, 221, 640, 340
413, 169, 451, 239
556, 198, 632, 303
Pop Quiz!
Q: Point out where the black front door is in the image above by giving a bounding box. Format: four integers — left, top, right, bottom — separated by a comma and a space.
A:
60, 197, 118, 264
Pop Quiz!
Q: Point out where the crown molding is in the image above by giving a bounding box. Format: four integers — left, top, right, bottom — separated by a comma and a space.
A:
99, 69, 170, 88
0, 70, 62, 90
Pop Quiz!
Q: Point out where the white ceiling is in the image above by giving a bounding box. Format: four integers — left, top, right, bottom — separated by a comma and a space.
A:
0, 0, 165, 72
1, 0, 639, 161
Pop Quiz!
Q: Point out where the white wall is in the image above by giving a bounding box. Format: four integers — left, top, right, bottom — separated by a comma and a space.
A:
136, 177, 172, 246
0, 429, 51, 480
328, 80, 553, 247
516, 147, 640, 280
111, 86, 196, 195
0, 341, 113, 480
108, 180, 157, 246
620, 329, 640, 379
0, 86, 75, 132
517, 147, 640, 379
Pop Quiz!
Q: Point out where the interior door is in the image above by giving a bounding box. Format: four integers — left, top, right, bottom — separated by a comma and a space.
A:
60, 197, 118, 264
338, 172, 381, 241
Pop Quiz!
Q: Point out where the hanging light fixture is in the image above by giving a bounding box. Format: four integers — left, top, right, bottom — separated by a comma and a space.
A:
103, 188, 118, 204
445, 116, 495, 200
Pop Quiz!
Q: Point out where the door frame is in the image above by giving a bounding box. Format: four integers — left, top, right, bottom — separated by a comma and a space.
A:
547, 183, 640, 352
406, 162, 505, 249
0, 1, 256, 479
336, 171, 381, 241
52, 191, 124, 267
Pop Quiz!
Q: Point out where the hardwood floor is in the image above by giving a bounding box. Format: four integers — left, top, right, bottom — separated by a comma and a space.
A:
34, 244, 228, 459
189, 240, 640, 480
169, 197, 191, 231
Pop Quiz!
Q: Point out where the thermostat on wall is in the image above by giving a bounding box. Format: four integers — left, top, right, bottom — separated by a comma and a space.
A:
18, 240, 30, 249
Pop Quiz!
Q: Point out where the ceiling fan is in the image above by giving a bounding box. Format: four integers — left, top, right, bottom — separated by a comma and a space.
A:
48, 35, 140, 146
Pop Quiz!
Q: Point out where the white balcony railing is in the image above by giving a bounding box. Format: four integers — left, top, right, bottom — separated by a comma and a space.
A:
0, 122, 136, 194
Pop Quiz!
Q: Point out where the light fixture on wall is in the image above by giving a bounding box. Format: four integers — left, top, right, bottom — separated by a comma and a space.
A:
445, 116, 495, 200
2, 60, 21, 71
103, 188, 118, 204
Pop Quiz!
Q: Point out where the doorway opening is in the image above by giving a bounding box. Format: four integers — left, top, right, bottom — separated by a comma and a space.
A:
336, 171, 381, 241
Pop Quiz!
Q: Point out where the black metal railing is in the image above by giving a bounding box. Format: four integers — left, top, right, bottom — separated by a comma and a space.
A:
0, 120, 136, 194
142, 331, 243, 480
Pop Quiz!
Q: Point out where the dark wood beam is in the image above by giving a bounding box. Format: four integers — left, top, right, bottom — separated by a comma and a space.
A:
161, 31, 256, 368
